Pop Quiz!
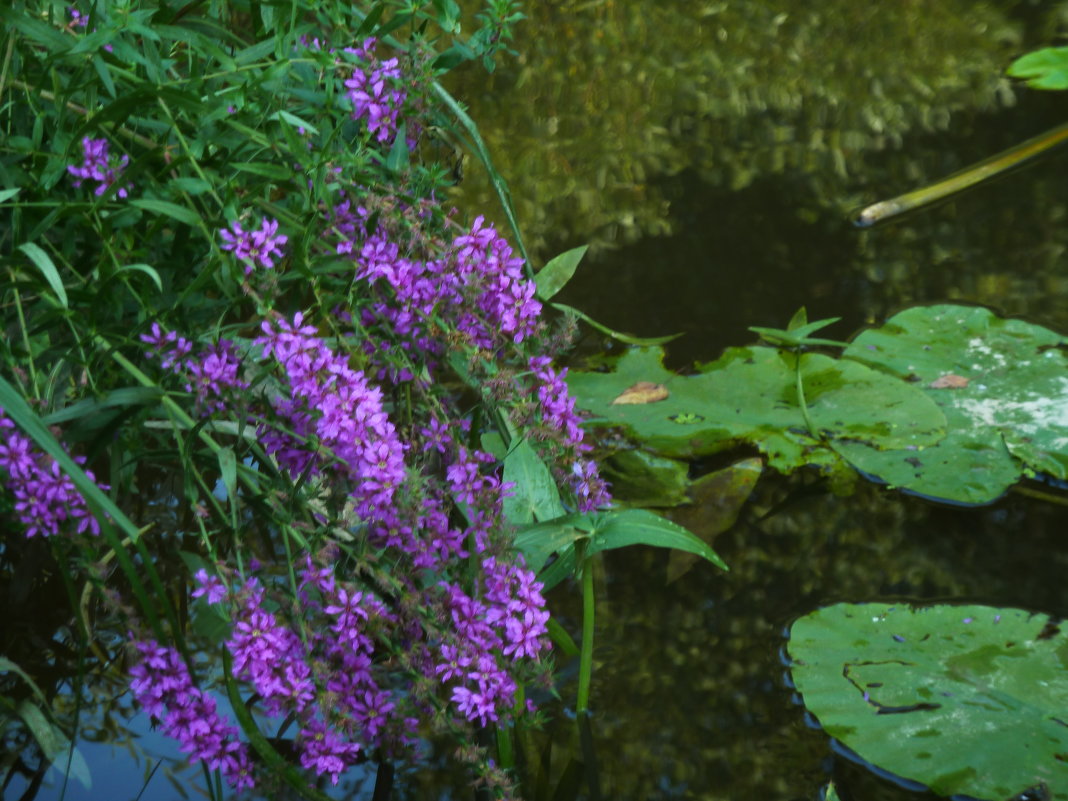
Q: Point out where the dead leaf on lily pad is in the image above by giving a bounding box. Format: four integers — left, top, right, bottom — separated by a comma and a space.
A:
612, 381, 669, 405
929, 373, 970, 389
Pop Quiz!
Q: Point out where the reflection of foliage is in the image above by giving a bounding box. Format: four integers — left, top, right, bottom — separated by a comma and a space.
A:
450, 0, 1021, 255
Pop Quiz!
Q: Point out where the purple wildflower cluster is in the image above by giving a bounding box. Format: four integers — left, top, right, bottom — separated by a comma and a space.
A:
141, 323, 248, 415
0, 409, 103, 538
255, 312, 406, 516
185, 564, 411, 784
123, 36, 607, 796
345, 213, 542, 386
67, 137, 130, 198
344, 38, 408, 144
528, 356, 611, 511
219, 217, 288, 273
128, 640, 255, 790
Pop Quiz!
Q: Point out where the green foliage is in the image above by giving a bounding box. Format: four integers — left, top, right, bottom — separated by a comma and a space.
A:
840, 304, 1068, 504
1008, 46, 1068, 89
515, 507, 727, 591
788, 602, 1068, 800
571, 304, 1068, 507
566, 344, 945, 470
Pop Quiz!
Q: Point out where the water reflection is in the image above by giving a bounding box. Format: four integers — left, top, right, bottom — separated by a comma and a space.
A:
444, 1, 1068, 798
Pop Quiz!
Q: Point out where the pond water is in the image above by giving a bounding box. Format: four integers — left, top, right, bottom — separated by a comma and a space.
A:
442, 1, 1068, 799
11, 2, 1068, 800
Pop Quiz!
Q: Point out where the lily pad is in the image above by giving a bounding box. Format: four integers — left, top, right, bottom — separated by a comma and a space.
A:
567, 345, 946, 474
787, 602, 1068, 800
840, 304, 1068, 504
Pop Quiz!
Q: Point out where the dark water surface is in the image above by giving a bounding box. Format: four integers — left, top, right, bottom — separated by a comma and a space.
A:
444, 1, 1068, 799
12, 2, 1068, 799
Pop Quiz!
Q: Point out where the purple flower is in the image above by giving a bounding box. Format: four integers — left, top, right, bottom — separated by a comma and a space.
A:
219, 216, 288, 273
191, 569, 228, 605
0, 410, 105, 538
298, 719, 361, 785
67, 137, 130, 198
344, 39, 408, 144
255, 312, 406, 518
141, 325, 248, 415
227, 580, 315, 715
128, 640, 256, 790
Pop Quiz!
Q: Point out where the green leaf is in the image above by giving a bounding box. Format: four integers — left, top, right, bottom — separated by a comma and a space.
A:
502, 439, 567, 525
1008, 47, 1068, 90
433, 43, 475, 72
840, 304, 1068, 504
169, 177, 212, 195
749, 315, 846, 348
551, 302, 682, 346
601, 449, 692, 507
231, 162, 292, 180
18, 242, 68, 308
92, 53, 116, 98
0, 6, 70, 51
584, 509, 728, 570
535, 245, 588, 300
788, 602, 1068, 800
514, 513, 593, 574
8, 699, 92, 789
129, 198, 201, 227
567, 345, 946, 471
665, 457, 762, 582
233, 37, 278, 65
117, 263, 163, 292
217, 446, 237, 506
385, 124, 410, 173
0, 188, 21, 203
268, 109, 319, 135
0, 656, 49, 705
355, 4, 386, 38
42, 387, 163, 425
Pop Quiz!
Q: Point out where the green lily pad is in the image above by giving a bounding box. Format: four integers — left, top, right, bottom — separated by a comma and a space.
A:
787, 602, 1068, 800
841, 304, 1068, 504
567, 345, 946, 474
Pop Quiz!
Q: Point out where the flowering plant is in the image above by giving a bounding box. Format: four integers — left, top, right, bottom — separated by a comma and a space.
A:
0, 1, 723, 798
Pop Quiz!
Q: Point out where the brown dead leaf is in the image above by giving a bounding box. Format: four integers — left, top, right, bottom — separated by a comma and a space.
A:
611, 381, 669, 405
928, 373, 969, 389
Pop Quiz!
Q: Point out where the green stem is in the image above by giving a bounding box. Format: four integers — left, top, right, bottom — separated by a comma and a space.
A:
794, 350, 819, 441
576, 555, 595, 715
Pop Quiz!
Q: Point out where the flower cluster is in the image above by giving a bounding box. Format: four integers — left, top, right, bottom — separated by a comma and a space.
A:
344, 38, 407, 144
140, 323, 249, 415
0, 409, 103, 538
67, 137, 130, 198
219, 217, 288, 273
528, 356, 610, 511
128, 640, 255, 790
255, 312, 407, 517
124, 36, 601, 796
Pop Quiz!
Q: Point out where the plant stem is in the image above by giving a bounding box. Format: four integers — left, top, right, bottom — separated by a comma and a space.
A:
576, 554, 595, 715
